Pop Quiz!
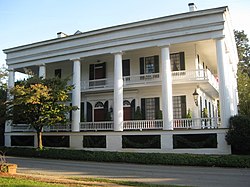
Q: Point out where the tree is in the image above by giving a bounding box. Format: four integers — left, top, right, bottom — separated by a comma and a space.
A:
7, 76, 77, 150
226, 115, 250, 154
234, 30, 250, 116
0, 67, 7, 146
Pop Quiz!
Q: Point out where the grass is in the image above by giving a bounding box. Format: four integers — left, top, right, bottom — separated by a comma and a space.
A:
0, 176, 65, 187
78, 177, 187, 187
0, 175, 188, 187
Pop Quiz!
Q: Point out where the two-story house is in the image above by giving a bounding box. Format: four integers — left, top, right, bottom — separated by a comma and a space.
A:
3, 4, 238, 154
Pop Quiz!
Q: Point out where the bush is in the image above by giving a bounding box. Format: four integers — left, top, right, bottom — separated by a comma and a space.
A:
1, 147, 250, 168
226, 115, 250, 154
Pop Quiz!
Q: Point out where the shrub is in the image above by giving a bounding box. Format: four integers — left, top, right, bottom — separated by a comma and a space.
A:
1, 147, 250, 168
226, 115, 250, 154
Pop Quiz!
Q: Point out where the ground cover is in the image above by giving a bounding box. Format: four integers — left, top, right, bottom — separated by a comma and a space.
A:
0, 173, 185, 187
1, 147, 250, 168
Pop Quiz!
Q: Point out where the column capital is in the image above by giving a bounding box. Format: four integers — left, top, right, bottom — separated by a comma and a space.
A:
39, 63, 46, 67
111, 51, 123, 55
214, 36, 225, 41
7, 68, 14, 72
158, 44, 170, 48
70, 58, 81, 62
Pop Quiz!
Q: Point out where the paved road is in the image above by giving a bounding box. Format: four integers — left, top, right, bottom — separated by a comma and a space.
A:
6, 156, 250, 187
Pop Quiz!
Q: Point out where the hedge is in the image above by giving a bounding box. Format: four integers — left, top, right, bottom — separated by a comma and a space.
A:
1, 147, 250, 168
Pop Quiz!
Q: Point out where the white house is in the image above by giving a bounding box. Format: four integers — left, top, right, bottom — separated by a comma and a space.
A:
3, 4, 238, 154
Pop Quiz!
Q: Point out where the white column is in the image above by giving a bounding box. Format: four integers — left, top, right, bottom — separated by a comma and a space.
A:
216, 38, 231, 128
71, 58, 81, 132
5, 69, 15, 133
161, 46, 173, 130
39, 64, 46, 79
113, 52, 123, 131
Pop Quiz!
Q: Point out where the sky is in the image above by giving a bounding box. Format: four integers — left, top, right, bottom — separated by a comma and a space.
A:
0, 0, 250, 72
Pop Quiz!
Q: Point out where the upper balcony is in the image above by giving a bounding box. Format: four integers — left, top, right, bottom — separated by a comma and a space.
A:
80, 69, 218, 94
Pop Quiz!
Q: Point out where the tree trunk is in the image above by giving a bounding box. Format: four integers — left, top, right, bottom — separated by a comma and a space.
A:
36, 130, 43, 150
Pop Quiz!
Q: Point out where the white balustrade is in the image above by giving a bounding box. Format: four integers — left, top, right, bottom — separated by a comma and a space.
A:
10, 118, 220, 132
123, 120, 163, 130
79, 70, 218, 91
123, 73, 161, 86
11, 124, 35, 132
80, 121, 114, 131
45, 124, 71, 132
173, 118, 220, 129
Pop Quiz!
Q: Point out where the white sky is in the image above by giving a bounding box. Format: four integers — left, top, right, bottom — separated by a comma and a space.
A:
0, 0, 249, 70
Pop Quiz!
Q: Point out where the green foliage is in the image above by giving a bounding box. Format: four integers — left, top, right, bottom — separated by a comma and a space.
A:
234, 30, 250, 116
2, 147, 250, 168
226, 115, 250, 154
134, 106, 142, 120
7, 76, 77, 149
156, 110, 162, 119
186, 109, 192, 118
0, 177, 65, 187
0, 67, 7, 146
202, 108, 208, 118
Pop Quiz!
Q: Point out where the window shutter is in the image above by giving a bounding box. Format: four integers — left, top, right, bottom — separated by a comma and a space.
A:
154, 97, 160, 119
131, 99, 135, 120
141, 98, 146, 120
154, 56, 159, 73
69, 103, 72, 121
87, 102, 93, 122
102, 62, 106, 78
180, 52, 185, 70
140, 57, 144, 74
122, 59, 130, 76
89, 64, 94, 80
181, 96, 187, 118
80, 102, 84, 122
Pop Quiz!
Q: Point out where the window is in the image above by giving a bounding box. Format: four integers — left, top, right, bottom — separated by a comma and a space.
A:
89, 62, 106, 80
140, 55, 159, 74
89, 62, 106, 87
170, 52, 185, 71
55, 69, 62, 78
173, 96, 186, 119
141, 97, 160, 120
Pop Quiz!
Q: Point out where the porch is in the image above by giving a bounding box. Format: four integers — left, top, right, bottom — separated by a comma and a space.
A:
11, 117, 220, 132
80, 69, 218, 92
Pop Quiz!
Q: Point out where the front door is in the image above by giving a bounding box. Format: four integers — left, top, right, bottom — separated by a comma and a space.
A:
123, 107, 132, 121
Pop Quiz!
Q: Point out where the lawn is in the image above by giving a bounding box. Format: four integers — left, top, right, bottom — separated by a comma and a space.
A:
0, 175, 185, 187
0, 176, 65, 187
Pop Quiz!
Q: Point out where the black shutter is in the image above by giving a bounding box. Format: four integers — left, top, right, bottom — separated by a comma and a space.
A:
141, 98, 146, 120
131, 99, 135, 120
69, 103, 72, 121
87, 102, 93, 122
181, 96, 186, 118
80, 102, 84, 122
140, 57, 144, 74
180, 52, 185, 70
154, 97, 160, 119
89, 64, 94, 80
154, 56, 159, 73
102, 62, 106, 78
122, 59, 130, 76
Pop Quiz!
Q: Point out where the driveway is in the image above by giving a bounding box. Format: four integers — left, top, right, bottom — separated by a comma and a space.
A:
7, 156, 250, 187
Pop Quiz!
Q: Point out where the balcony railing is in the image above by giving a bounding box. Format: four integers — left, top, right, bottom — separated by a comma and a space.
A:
80, 70, 218, 91
123, 73, 161, 86
123, 120, 163, 130
173, 118, 220, 129
80, 121, 114, 131
11, 118, 220, 132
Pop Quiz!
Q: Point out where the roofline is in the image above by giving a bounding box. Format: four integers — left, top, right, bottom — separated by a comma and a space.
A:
3, 6, 228, 54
